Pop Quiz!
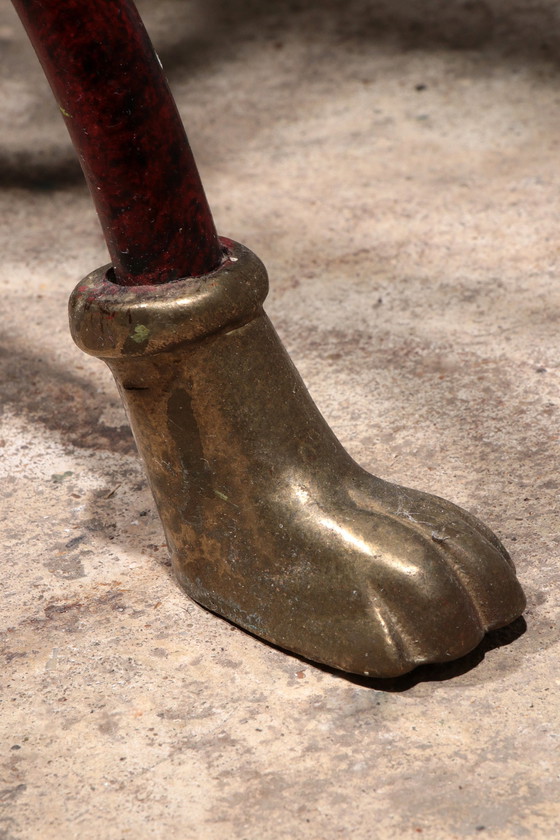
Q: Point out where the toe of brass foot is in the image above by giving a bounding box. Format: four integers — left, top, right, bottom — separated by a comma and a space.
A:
69, 240, 526, 678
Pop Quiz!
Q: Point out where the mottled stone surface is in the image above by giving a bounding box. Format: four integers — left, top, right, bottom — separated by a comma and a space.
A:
1, 1, 559, 837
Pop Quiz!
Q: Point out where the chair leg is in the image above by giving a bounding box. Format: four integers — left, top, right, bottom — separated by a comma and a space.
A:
14, 0, 526, 676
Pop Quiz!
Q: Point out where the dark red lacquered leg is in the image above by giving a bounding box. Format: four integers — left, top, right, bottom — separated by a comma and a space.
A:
11, 0, 222, 285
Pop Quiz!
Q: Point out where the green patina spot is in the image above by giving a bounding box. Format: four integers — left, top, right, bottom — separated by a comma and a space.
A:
214, 489, 229, 501
131, 324, 150, 344
59, 106, 71, 118
51, 471, 74, 484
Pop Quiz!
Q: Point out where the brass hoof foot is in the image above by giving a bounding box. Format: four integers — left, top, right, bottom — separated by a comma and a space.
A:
70, 240, 526, 678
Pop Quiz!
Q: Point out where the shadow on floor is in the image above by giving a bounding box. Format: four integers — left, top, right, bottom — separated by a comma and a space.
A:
154, 0, 560, 78
202, 598, 529, 690
342, 616, 528, 691
3, 0, 560, 190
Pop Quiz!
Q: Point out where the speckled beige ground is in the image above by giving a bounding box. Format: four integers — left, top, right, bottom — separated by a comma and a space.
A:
1, 1, 559, 838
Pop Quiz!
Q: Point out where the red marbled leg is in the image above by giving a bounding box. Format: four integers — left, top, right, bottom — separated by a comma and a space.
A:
11, 0, 222, 285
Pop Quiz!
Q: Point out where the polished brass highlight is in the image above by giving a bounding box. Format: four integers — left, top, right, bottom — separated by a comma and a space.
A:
69, 240, 526, 677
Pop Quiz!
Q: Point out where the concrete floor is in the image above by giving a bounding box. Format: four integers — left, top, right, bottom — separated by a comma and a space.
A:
1, 0, 559, 837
